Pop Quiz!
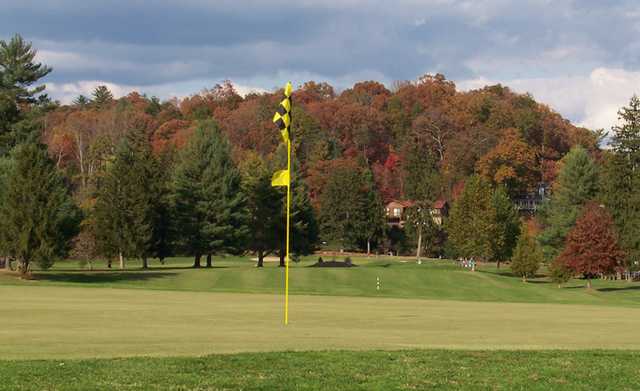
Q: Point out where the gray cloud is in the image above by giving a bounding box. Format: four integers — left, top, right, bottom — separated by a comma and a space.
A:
1, 0, 639, 128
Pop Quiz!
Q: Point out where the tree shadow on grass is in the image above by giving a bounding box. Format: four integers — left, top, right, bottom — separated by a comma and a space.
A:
524, 279, 551, 284
152, 266, 231, 271
597, 286, 640, 292
480, 269, 550, 283
32, 271, 178, 284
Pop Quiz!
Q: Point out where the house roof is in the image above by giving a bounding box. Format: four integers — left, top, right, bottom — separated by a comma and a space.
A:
386, 200, 414, 209
433, 199, 448, 209
387, 199, 448, 209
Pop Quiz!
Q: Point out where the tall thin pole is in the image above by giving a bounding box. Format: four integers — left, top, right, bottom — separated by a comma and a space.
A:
285, 138, 292, 324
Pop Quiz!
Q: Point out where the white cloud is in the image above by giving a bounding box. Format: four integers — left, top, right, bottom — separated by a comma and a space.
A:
46, 79, 267, 104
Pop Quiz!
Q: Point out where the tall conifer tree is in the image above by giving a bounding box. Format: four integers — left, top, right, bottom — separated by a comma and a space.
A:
172, 120, 248, 268
0, 34, 52, 154
319, 161, 384, 252
0, 143, 80, 275
601, 96, 640, 270
94, 126, 162, 269
538, 145, 598, 261
240, 153, 280, 267
491, 186, 521, 266
446, 175, 498, 260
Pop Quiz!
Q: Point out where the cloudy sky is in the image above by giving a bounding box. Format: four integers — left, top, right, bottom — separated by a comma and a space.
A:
2, 0, 639, 130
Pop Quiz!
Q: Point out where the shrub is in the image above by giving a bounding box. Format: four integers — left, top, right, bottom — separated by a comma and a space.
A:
550, 259, 573, 288
510, 231, 542, 282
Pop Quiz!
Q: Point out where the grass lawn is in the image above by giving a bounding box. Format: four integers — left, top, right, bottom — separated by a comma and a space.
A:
1, 256, 639, 307
2, 350, 640, 391
2, 284, 640, 359
2, 256, 640, 389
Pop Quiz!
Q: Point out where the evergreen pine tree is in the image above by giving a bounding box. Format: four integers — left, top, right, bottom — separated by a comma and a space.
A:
94, 126, 162, 269
491, 186, 521, 267
172, 120, 248, 268
601, 96, 640, 271
289, 171, 320, 259
0, 155, 15, 269
538, 145, 598, 261
152, 149, 175, 263
611, 95, 640, 168
239, 153, 280, 267
271, 145, 320, 266
73, 95, 91, 107
0, 143, 80, 275
403, 143, 441, 260
0, 34, 52, 154
92, 85, 114, 109
359, 167, 385, 254
510, 229, 542, 282
446, 175, 498, 260
319, 161, 384, 252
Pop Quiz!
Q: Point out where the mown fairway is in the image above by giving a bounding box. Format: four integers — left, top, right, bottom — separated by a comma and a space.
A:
2, 284, 640, 360
1, 257, 640, 360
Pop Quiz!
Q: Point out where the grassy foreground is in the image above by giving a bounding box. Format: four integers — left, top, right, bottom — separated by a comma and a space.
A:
3, 284, 640, 359
2, 350, 640, 390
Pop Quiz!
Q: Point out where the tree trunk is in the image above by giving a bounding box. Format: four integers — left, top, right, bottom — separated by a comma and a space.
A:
367, 240, 371, 256
3, 257, 10, 271
142, 257, 148, 269
257, 250, 264, 268
206, 254, 212, 268
193, 254, 201, 268
279, 251, 285, 267
586, 278, 592, 289
18, 259, 29, 278
119, 252, 125, 270
496, 260, 501, 269
416, 226, 423, 262
522, 275, 526, 283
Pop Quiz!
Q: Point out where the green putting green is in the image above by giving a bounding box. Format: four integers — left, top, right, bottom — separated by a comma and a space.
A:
2, 284, 640, 360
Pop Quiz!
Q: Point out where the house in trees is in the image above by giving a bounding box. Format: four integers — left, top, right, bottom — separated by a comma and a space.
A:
386, 200, 414, 227
385, 199, 449, 227
430, 199, 449, 225
513, 183, 549, 215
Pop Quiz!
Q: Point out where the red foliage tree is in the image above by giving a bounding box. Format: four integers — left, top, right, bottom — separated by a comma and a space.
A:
557, 202, 625, 288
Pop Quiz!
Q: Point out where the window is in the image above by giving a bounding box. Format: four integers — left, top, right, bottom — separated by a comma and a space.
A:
393, 208, 401, 217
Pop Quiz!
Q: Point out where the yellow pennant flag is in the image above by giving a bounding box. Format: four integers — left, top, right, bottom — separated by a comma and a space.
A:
273, 82, 293, 144
271, 169, 290, 187
272, 81, 294, 325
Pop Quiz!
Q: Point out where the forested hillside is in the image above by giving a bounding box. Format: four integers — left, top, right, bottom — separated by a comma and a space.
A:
7, 34, 636, 277
44, 76, 600, 206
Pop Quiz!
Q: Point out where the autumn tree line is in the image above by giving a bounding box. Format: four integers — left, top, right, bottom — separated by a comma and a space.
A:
0, 34, 636, 286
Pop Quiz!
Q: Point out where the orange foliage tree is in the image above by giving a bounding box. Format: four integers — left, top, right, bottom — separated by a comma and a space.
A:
476, 128, 539, 196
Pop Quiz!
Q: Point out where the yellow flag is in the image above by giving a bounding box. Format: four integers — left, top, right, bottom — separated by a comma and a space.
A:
271, 169, 290, 187
273, 82, 293, 144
